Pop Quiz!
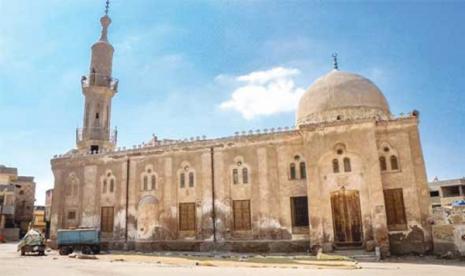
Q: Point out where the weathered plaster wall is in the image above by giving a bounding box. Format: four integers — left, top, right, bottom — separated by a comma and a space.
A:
50, 116, 431, 254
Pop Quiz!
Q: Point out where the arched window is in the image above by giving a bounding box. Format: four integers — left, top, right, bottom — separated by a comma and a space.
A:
103, 179, 107, 193
343, 157, 351, 172
143, 175, 148, 191
242, 168, 249, 184
110, 179, 114, 193
390, 155, 399, 170
379, 156, 387, 171
232, 169, 239, 184
299, 162, 306, 179
180, 173, 185, 188
289, 163, 296, 180
151, 175, 156, 190
73, 183, 79, 196
189, 172, 195, 187
332, 159, 340, 173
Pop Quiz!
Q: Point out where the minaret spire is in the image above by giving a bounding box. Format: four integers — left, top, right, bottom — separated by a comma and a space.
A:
332, 53, 339, 70
99, 1, 112, 42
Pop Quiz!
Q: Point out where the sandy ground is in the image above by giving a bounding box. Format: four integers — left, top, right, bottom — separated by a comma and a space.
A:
1, 243, 464, 276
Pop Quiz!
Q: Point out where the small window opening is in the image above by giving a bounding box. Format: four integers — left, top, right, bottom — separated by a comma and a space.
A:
390, 155, 399, 170
90, 145, 99, 153
151, 175, 156, 190
143, 176, 148, 191
332, 159, 340, 173
379, 156, 387, 171
242, 168, 249, 184
180, 173, 185, 188
189, 172, 194, 187
232, 169, 239, 184
343, 157, 351, 172
290, 163, 296, 180
299, 162, 307, 179
110, 179, 114, 192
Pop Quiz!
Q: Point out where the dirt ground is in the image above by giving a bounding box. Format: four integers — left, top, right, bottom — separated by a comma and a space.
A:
1, 243, 464, 276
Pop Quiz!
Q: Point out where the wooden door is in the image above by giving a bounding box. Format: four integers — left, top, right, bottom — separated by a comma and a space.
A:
330, 190, 363, 245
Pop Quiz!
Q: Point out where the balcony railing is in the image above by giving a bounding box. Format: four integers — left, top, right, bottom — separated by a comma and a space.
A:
81, 73, 118, 92
76, 127, 117, 145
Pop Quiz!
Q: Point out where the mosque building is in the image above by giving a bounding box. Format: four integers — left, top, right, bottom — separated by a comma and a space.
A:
50, 4, 432, 256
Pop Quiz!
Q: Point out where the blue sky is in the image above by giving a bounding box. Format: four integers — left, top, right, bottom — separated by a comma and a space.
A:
0, 0, 464, 205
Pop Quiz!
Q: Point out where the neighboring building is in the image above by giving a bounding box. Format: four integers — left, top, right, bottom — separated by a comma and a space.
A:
50, 5, 432, 256
429, 178, 465, 208
32, 206, 46, 234
0, 165, 36, 240
44, 189, 53, 238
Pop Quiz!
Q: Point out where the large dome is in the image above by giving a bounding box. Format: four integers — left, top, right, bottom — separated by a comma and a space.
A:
296, 70, 390, 126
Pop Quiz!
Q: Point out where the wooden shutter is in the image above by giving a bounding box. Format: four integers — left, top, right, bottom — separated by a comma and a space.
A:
383, 189, 407, 231
101, 206, 114, 233
179, 203, 196, 231
233, 200, 251, 230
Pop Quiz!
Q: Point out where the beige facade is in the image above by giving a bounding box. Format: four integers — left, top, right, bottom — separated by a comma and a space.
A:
429, 178, 465, 208
0, 165, 36, 240
50, 9, 432, 256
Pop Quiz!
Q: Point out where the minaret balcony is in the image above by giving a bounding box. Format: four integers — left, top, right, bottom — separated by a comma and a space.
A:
81, 73, 118, 92
76, 127, 117, 145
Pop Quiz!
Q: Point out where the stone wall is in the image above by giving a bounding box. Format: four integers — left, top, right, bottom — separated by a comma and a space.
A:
432, 206, 465, 256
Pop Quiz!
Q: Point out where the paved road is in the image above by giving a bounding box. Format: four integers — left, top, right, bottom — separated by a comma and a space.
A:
1, 243, 464, 276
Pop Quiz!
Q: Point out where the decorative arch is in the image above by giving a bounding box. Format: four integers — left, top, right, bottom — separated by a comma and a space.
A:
326, 143, 353, 174
178, 161, 196, 189
378, 142, 401, 172
288, 154, 307, 180
101, 170, 116, 194
230, 156, 251, 185
140, 164, 158, 192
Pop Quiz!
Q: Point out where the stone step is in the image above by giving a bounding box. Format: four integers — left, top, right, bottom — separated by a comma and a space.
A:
332, 249, 379, 262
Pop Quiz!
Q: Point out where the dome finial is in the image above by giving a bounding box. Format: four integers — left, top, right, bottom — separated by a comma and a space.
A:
332, 53, 339, 70
105, 0, 110, 16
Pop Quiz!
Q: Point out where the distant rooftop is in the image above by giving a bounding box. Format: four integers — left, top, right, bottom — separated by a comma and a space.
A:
429, 177, 465, 187
0, 165, 17, 175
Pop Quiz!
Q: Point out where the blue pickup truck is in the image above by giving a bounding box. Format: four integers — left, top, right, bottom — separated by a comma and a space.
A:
57, 228, 101, 255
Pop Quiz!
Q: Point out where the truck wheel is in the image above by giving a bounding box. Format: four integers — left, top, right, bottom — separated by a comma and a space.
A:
92, 246, 100, 254
38, 250, 45, 256
59, 247, 69, 255
21, 248, 25, 256
82, 246, 92, 255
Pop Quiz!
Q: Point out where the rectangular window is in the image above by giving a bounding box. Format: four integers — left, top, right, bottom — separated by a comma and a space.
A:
188, 172, 194, 187
291, 196, 309, 227
67, 211, 76, 220
101, 206, 114, 233
232, 169, 239, 184
299, 162, 307, 179
429, 191, 439, 197
442, 186, 460, 197
180, 173, 185, 188
233, 200, 251, 230
383, 189, 407, 231
179, 203, 196, 231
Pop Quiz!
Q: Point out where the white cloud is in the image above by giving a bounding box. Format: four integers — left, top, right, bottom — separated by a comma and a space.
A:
219, 67, 305, 120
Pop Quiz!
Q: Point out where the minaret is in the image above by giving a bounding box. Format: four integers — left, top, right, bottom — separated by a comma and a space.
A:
77, 1, 118, 153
